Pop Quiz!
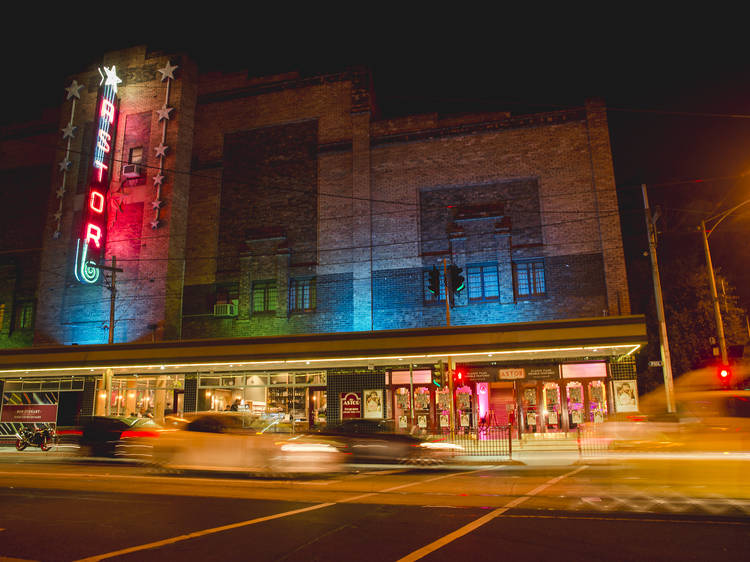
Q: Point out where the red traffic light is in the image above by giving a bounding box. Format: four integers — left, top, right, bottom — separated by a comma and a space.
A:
455, 370, 463, 381
717, 364, 732, 387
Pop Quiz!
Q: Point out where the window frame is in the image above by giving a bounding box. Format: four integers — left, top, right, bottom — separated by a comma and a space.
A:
289, 277, 316, 313
13, 300, 34, 331
466, 263, 500, 302
251, 280, 278, 314
514, 259, 546, 299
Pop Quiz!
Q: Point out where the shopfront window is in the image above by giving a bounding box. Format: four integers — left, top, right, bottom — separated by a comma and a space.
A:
109, 375, 183, 417
521, 385, 538, 432
456, 386, 472, 430
414, 386, 431, 430
566, 381, 585, 428
543, 382, 562, 431
588, 380, 607, 422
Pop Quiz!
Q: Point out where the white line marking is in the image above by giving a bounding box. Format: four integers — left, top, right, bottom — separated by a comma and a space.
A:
397, 465, 588, 562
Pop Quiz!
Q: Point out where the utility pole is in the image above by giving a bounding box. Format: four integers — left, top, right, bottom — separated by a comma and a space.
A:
642, 185, 676, 412
96, 256, 123, 344
441, 258, 456, 434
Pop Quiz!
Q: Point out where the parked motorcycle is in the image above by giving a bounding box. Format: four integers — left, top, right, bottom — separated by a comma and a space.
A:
15, 426, 55, 451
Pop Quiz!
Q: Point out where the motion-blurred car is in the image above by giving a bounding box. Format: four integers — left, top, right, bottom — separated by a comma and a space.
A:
78, 416, 163, 459
150, 413, 344, 476
312, 419, 463, 464
598, 390, 750, 452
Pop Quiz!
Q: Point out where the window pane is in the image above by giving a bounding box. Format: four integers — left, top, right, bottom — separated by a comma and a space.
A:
483, 266, 499, 298
533, 264, 546, 294
516, 267, 530, 296
468, 266, 482, 300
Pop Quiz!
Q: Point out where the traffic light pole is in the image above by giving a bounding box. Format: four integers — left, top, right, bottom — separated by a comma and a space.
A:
443, 258, 450, 327
442, 258, 456, 435
700, 220, 728, 366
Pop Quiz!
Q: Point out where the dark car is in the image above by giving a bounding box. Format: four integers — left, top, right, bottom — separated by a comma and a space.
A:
79, 416, 162, 459
313, 419, 462, 464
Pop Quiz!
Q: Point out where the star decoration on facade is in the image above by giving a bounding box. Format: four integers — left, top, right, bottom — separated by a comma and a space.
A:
61, 122, 77, 140
150, 219, 161, 230
56, 186, 66, 199
154, 143, 168, 158
157, 61, 179, 81
58, 159, 71, 172
52, 230, 61, 240
151, 199, 163, 210
99, 66, 122, 92
156, 105, 173, 121
152, 173, 165, 187
65, 80, 84, 100
53, 210, 62, 222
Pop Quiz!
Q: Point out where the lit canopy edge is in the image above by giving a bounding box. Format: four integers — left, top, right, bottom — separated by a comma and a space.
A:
0, 316, 647, 376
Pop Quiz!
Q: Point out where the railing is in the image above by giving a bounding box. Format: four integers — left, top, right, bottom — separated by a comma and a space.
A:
430, 425, 512, 458
577, 423, 611, 457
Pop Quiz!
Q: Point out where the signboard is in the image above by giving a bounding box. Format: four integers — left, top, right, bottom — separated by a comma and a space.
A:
463, 366, 496, 382
525, 365, 559, 380
648, 360, 662, 368
613, 380, 639, 412
340, 392, 361, 419
497, 368, 525, 380
74, 66, 120, 284
0, 404, 58, 423
363, 389, 383, 419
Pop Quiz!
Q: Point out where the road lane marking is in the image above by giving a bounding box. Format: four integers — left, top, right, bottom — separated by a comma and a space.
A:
72, 465, 501, 561
339, 466, 504, 503
398, 465, 588, 562
72, 502, 336, 562
502, 514, 750, 526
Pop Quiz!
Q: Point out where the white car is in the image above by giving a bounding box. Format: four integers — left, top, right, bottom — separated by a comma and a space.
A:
151, 413, 344, 476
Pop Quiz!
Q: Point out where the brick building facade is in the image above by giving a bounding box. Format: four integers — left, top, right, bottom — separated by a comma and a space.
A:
0, 46, 644, 435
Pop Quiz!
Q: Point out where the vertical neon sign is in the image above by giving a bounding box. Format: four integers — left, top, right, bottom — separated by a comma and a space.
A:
74, 66, 120, 284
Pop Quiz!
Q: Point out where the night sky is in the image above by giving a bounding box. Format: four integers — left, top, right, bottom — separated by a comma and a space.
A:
3, 20, 750, 315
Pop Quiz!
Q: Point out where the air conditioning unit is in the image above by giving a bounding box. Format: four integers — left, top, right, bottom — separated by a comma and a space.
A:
213, 303, 237, 317
122, 164, 143, 178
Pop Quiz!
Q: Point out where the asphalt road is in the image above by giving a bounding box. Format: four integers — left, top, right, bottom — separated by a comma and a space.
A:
0, 455, 748, 561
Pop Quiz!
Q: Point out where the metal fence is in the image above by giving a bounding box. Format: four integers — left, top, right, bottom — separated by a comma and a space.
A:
430, 425, 512, 458
577, 423, 610, 457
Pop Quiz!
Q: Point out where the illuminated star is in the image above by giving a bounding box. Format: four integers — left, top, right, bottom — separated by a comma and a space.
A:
58, 159, 71, 172
99, 66, 122, 93
56, 186, 66, 198
150, 219, 161, 229
61, 122, 76, 140
151, 199, 163, 210
154, 143, 168, 158
156, 105, 173, 121
157, 61, 178, 81
65, 80, 84, 100
53, 210, 62, 221
152, 173, 165, 187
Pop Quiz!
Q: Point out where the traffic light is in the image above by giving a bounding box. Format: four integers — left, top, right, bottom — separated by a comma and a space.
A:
427, 265, 440, 295
454, 367, 464, 385
432, 363, 444, 387
717, 364, 732, 388
448, 264, 465, 294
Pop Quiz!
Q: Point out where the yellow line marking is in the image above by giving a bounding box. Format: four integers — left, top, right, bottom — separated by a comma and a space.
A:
73, 502, 336, 562
398, 465, 588, 562
73, 465, 499, 561
503, 514, 750, 526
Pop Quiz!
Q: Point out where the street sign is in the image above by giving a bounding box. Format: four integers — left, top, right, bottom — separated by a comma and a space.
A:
648, 360, 662, 367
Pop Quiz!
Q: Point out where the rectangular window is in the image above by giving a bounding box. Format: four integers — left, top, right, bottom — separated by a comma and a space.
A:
129, 146, 143, 164
423, 268, 445, 303
289, 278, 316, 312
252, 280, 277, 313
14, 301, 33, 330
467, 264, 499, 301
515, 260, 546, 298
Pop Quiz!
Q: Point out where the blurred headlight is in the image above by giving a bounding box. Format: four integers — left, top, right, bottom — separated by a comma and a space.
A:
280, 443, 339, 453
419, 442, 464, 451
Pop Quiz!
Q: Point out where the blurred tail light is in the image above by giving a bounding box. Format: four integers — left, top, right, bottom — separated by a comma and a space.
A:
121, 430, 161, 439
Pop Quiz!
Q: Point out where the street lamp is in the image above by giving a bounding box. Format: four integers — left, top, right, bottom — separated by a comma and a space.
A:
699, 199, 750, 365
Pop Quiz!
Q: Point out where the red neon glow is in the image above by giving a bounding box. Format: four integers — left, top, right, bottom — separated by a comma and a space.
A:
85, 223, 102, 248
89, 191, 105, 213
101, 99, 116, 124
